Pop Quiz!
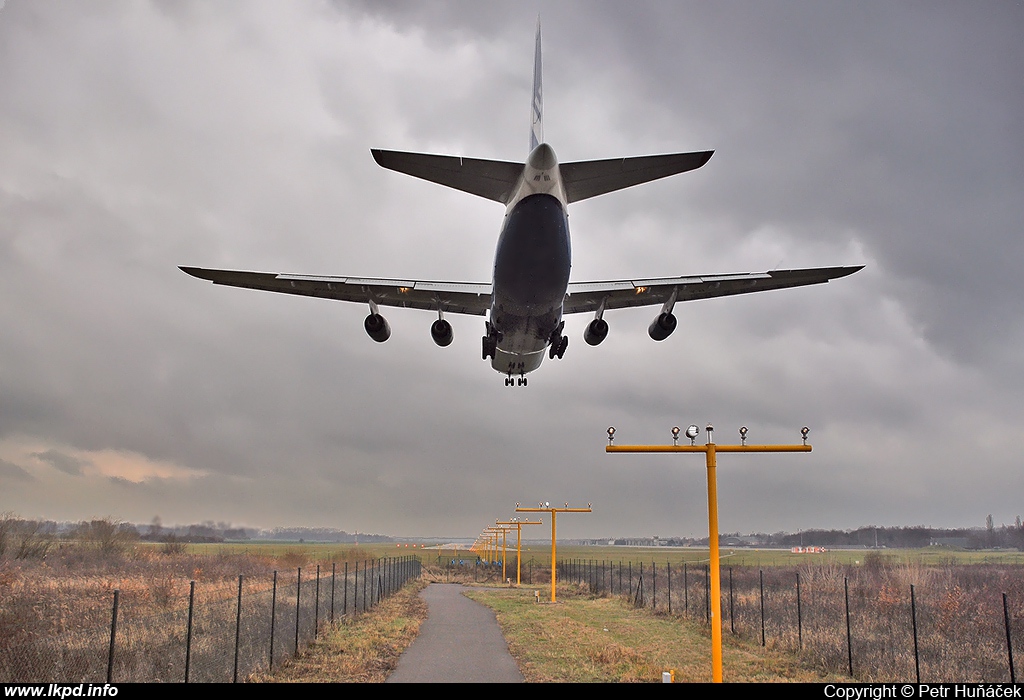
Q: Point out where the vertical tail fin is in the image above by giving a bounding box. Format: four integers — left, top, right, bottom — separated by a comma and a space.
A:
529, 19, 543, 153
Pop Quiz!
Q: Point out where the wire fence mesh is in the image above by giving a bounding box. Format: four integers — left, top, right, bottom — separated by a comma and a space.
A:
558, 557, 1024, 682
1, 556, 421, 683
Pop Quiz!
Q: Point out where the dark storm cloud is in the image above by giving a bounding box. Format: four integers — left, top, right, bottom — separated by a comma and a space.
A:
30, 450, 89, 477
0, 1, 1021, 537
0, 459, 33, 482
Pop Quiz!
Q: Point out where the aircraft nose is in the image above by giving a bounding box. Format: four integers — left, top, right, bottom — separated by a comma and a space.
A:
528, 143, 558, 170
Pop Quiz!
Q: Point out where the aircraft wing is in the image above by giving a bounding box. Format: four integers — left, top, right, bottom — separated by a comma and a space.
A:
179, 267, 492, 316
562, 265, 863, 314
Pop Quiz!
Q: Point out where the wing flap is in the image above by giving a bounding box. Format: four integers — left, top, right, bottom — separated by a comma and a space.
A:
560, 151, 714, 203
371, 150, 523, 203
563, 265, 863, 314
181, 267, 492, 316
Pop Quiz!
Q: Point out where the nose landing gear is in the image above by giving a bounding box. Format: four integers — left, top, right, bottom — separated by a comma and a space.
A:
504, 362, 527, 387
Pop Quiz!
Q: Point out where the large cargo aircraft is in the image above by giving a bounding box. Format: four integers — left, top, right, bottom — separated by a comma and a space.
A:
182, 25, 861, 386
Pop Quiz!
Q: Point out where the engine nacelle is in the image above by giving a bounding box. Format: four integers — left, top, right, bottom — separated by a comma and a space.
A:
584, 318, 609, 346
364, 313, 391, 343
430, 319, 454, 347
648, 312, 677, 341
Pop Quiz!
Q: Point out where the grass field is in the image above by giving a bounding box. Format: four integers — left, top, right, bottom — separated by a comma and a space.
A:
5, 541, 1024, 682
463, 585, 842, 682
176, 541, 1024, 568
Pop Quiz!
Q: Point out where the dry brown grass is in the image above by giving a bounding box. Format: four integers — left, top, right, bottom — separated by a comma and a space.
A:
257, 580, 428, 683
1, 545, 419, 682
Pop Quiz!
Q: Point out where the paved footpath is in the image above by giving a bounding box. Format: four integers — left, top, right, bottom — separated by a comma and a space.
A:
386, 583, 525, 683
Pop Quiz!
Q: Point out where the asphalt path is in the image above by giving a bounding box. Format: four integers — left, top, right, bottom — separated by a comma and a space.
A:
386, 583, 524, 683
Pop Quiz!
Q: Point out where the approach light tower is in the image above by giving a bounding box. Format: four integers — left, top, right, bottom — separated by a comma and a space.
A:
496, 517, 544, 585
605, 424, 811, 683
515, 502, 592, 602
486, 525, 513, 580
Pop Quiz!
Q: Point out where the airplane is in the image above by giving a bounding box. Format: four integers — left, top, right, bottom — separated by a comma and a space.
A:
181, 25, 862, 387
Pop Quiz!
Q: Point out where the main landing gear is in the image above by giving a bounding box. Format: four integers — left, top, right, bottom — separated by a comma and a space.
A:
548, 322, 568, 360
482, 322, 500, 360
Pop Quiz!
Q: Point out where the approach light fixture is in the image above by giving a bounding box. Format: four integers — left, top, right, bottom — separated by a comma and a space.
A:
739, 426, 748, 445
801, 426, 810, 445
607, 426, 615, 444
672, 426, 681, 445
685, 425, 700, 444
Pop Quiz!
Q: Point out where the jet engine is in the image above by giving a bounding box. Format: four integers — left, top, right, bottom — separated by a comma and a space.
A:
364, 313, 391, 343
648, 312, 677, 341
431, 319, 454, 347
584, 318, 609, 346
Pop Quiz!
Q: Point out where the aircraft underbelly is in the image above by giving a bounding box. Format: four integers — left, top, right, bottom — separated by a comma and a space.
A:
489, 193, 570, 374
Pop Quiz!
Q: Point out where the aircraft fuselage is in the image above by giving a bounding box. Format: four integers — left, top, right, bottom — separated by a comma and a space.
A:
488, 143, 571, 377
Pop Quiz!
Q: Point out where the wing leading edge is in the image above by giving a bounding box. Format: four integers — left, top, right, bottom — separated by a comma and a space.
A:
179, 267, 492, 316
563, 265, 864, 315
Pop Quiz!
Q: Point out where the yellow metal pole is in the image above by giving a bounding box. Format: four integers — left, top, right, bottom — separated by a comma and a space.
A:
706, 441, 723, 683
517, 524, 522, 585
550, 510, 557, 602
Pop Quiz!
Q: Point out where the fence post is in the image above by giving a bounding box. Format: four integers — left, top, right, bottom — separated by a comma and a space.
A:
796, 572, 803, 650
185, 581, 195, 682
759, 569, 766, 646
315, 564, 321, 640
343, 562, 349, 617
652, 561, 657, 611
729, 567, 735, 634
1004, 592, 1016, 684
294, 567, 302, 656
911, 584, 920, 683
844, 576, 853, 677
106, 589, 119, 684
684, 562, 688, 615
331, 562, 336, 624
269, 571, 277, 671
667, 562, 672, 615
704, 565, 710, 624
233, 574, 243, 683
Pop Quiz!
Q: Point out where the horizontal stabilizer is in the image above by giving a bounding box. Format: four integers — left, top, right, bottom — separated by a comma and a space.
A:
561, 151, 714, 203
371, 150, 523, 204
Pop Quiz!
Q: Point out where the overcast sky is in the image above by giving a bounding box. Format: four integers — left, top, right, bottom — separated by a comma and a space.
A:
1, 1, 1022, 540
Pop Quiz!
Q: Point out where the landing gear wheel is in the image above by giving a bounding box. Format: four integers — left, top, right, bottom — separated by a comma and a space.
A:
549, 335, 568, 359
